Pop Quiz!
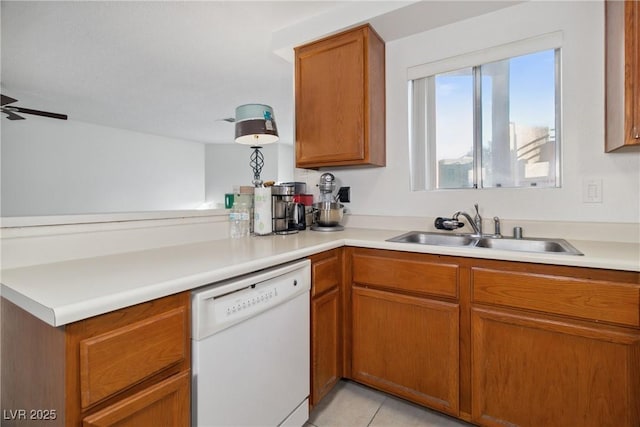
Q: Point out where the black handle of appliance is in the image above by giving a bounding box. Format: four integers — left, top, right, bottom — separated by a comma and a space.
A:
434, 217, 464, 230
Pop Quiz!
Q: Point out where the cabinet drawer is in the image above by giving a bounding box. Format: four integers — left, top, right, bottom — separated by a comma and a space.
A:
79, 306, 188, 408
312, 252, 340, 297
352, 252, 458, 299
82, 370, 190, 427
472, 268, 640, 327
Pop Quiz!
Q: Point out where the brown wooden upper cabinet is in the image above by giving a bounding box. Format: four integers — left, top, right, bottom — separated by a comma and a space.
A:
295, 24, 386, 168
606, 0, 640, 152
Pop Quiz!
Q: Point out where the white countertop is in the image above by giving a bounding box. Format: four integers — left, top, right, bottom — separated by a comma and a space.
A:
1, 228, 638, 327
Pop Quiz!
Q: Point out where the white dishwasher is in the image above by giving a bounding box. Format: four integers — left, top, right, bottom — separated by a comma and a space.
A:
191, 259, 311, 427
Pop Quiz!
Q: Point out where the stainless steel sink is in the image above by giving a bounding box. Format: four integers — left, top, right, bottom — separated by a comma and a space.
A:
474, 237, 583, 255
387, 231, 583, 255
387, 231, 476, 247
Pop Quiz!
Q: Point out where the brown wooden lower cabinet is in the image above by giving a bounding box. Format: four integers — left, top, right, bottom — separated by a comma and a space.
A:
310, 249, 343, 407
469, 263, 640, 426
348, 248, 461, 416
311, 287, 342, 405
351, 286, 459, 415
1, 292, 191, 427
4, 248, 639, 427
471, 306, 640, 427
335, 247, 640, 427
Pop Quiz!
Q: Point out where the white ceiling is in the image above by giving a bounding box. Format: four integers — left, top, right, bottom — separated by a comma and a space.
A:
1, 1, 519, 145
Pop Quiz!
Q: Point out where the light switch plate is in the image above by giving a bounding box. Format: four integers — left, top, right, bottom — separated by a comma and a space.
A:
583, 179, 603, 203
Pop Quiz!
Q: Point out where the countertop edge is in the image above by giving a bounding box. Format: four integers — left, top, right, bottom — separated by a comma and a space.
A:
1, 284, 57, 325
1, 231, 638, 327
344, 238, 640, 271
2, 239, 345, 327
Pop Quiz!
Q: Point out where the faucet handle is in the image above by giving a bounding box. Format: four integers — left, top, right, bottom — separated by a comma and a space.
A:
493, 216, 502, 238
473, 204, 482, 235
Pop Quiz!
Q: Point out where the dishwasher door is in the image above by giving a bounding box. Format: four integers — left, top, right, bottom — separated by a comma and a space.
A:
192, 260, 310, 427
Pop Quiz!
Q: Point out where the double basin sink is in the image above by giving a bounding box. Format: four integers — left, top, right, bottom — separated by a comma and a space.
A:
387, 231, 583, 255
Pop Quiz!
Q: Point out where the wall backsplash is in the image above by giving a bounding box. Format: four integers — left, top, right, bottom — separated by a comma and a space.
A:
295, 1, 640, 226
2, 1, 638, 233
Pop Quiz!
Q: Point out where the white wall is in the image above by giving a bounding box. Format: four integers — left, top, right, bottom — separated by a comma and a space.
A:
204, 143, 277, 205
298, 1, 640, 224
204, 143, 294, 207
277, 143, 295, 183
1, 116, 206, 216
1, 114, 295, 216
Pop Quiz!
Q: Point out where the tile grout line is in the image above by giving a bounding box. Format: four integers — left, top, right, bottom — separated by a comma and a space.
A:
366, 395, 388, 427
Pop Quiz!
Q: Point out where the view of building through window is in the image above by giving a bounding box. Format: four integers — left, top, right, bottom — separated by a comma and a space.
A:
411, 48, 560, 190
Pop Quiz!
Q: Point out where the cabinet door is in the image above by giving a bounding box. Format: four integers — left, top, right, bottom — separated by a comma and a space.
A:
471, 307, 640, 427
606, 0, 640, 150
295, 25, 385, 168
310, 249, 343, 406
351, 286, 459, 416
311, 286, 341, 405
82, 371, 190, 427
628, 0, 640, 143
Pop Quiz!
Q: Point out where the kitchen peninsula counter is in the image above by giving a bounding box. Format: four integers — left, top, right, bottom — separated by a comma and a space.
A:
1, 228, 638, 327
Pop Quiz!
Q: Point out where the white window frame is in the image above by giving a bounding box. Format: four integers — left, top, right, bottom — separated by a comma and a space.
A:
408, 31, 563, 191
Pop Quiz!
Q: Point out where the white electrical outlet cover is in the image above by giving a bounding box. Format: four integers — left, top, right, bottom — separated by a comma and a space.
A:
582, 179, 603, 203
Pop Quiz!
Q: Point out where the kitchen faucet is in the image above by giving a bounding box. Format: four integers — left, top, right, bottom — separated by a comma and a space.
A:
473, 203, 482, 235
435, 203, 486, 237
452, 211, 482, 237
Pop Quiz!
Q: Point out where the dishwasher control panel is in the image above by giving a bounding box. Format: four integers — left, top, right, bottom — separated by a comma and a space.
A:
192, 260, 310, 340
216, 284, 279, 322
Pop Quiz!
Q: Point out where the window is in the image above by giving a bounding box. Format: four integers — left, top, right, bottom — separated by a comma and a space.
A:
409, 39, 561, 190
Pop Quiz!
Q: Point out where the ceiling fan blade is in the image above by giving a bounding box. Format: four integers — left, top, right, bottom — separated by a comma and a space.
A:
1, 108, 26, 120
12, 106, 67, 120
1, 94, 19, 106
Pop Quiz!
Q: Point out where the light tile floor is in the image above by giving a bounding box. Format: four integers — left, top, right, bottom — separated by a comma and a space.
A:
307, 380, 474, 427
